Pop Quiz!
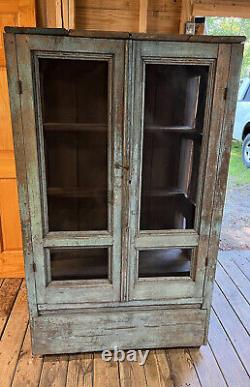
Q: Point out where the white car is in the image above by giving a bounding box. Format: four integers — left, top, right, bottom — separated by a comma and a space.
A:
233, 77, 250, 167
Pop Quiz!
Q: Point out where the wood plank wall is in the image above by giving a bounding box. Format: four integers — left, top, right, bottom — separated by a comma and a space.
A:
0, 0, 36, 278
36, 0, 250, 34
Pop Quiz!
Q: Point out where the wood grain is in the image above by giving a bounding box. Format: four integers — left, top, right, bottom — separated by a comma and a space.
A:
66, 353, 93, 387
12, 325, 43, 387
0, 278, 22, 336
0, 282, 29, 387
39, 355, 69, 387
0, 0, 35, 278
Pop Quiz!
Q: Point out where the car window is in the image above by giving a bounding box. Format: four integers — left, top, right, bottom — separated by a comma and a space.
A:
244, 84, 250, 101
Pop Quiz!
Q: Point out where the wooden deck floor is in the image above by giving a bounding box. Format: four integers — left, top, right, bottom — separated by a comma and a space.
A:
0, 250, 249, 387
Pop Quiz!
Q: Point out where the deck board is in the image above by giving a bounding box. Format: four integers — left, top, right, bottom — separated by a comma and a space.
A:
0, 251, 249, 386
215, 264, 250, 333
208, 309, 250, 386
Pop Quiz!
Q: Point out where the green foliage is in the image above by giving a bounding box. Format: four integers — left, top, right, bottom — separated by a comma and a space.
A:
206, 17, 250, 77
229, 141, 250, 185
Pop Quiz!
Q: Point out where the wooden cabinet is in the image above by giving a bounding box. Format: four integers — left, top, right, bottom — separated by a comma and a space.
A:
4, 28, 244, 354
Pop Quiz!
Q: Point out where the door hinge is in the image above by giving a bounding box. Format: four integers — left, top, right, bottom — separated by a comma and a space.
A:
17, 79, 23, 95
224, 87, 228, 100
32, 262, 37, 273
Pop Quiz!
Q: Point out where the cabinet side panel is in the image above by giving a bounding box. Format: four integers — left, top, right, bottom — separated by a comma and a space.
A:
202, 43, 244, 341
4, 33, 38, 317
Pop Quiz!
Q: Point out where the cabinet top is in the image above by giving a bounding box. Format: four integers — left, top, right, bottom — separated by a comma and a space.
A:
4, 27, 246, 44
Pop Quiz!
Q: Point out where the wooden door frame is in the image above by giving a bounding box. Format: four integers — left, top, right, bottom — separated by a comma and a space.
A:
126, 39, 232, 302
5, 32, 125, 306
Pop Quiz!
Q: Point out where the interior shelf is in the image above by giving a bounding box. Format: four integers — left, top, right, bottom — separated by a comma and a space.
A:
44, 123, 107, 132
145, 125, 202, 135
47, 187, 106, 198
143, 188, 184, 197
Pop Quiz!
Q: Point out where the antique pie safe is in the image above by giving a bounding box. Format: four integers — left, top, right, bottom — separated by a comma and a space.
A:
4, 28, 244, 354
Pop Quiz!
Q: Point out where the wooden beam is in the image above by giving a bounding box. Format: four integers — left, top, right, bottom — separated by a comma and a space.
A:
36, 0, 75, 28
139, 0, 148, 33
192, 0, 250, 19
179, 0, 193, 34
62, 0, 75, 29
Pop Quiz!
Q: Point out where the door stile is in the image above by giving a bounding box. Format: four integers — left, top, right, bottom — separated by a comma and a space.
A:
4, 33, 38, 318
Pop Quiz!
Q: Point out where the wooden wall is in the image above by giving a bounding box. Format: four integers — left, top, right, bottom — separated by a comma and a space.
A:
37, 0, 183, 34
36, 1, 250, 34
0, 0, 36, 278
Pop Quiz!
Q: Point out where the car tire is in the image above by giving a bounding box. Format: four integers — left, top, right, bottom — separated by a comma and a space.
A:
242, 133, 250, 168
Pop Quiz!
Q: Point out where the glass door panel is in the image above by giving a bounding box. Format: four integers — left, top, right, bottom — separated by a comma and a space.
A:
18, 35, 125, 304
50, 248, 109, 281
39, 58, 109, 232
128, 40, 215, 301
138, 248, 192, 278
140, 64, 209, 231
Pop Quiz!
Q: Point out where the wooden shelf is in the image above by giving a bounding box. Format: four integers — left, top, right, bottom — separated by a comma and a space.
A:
44, 123, 107, 132
145, 125, 202, 135
143, 188, 184, 197
47, 187, 106, 198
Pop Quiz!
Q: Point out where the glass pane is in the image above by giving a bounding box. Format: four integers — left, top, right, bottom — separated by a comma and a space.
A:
140, 64, 209, 230
39, 58, 108, 231
50, 248, 108, 281
138, 248, 192, 278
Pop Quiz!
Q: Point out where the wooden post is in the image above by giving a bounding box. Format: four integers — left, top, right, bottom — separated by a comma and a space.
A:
36, 0, 75, 29
179, 0, 193, 34
62, 0, 75, 29
139, 0, 148, 33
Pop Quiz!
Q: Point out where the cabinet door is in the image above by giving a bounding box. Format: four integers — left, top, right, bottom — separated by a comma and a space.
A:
127, 40, 225, 301
13, 34, 124, 305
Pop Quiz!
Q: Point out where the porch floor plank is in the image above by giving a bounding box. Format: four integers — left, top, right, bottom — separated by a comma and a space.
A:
0, 281, 29, 387
0, 251, 249, 387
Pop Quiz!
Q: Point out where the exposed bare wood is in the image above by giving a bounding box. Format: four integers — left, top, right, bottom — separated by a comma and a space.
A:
0, 278, 22, 336
215, 264, 250, 333
144, 350, 174, 387
167, 348, 201, 386
0, 0, 35, 278
179, 0, 193, 34
208, 309, 250, 386
0, 282, 28, 387
189, 344, 227, 387
139, 0, 148, 32
212, 282, 250, 373
94, 353, 120, 387
119, 357, 147, 386
39, 355, 69, 387
193, 0, 250, 18
66, 353, 93, 386
12, 325, 43, 387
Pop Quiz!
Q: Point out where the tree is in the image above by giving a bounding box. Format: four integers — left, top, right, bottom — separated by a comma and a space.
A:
206, 17, 250, 77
